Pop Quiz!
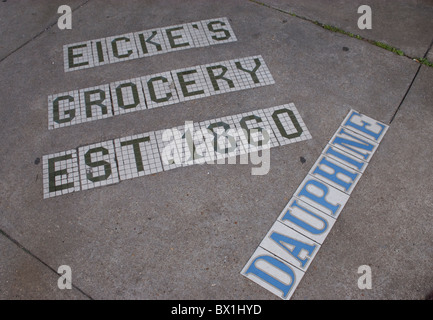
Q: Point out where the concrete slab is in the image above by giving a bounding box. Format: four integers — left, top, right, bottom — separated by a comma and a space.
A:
256, 0, 433, 59
0, 0, 88, 61
0, 232, 89, 299
0, 0, 430, 300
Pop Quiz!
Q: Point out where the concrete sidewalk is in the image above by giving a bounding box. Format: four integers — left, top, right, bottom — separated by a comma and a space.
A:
0, 0, 432, 300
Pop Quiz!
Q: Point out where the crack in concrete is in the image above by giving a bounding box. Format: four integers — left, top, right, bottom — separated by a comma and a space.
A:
390, 37, 433, 124
0, 228, 94, 300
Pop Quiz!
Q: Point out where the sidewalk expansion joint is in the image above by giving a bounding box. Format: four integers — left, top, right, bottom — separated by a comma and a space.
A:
249, 0, 433, 68
389, 37, 433, 124
0, 227, 94, 300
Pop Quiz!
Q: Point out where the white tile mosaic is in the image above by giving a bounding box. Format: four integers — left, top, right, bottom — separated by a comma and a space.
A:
43, 104, 312, 198
200, 61, 242, 96
186, 21, 211, 47
230, 55, 275, 89
154, 128, 184, 171
198, 115, 246, 162
161, 23, 195, 52
78, 84, 113, 123
171, 65, 212, 102
230, 109, 279, 153
51, 55, 275, 129
48, 90, 82, 130
43, 149, 80, 199
110, 78, 147, 116
78, 140, 119, 191
114, 132, 163, 180
63, 41, 94, 72
106, 33, 140, 64
90, 38, 110, 67
262, 104, 312, 146
200, 17, 237, 45
133, 28, 169, 58
141, 71, 180, 109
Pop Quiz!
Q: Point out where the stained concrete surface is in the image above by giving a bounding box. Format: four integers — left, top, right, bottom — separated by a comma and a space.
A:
0, 0, 432, 300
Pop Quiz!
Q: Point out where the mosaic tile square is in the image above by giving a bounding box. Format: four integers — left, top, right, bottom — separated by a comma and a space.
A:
241, 246, 305, 300
133, 28, 170, 57
63, 41, 94, 72
43, 149, 80, 198
78, 140, 120, 191
309, 154, 362, 195
200, 17, 237, 45
262, 104, 312, 146
110, 77, 147, 116
106, 33, 140, 64
259, 221, 321, 271
48, 90, 82, 130
78, 84, 113, 123
277, 197, 336, 245
141, 71, 181, 109
114, 132, 163, 180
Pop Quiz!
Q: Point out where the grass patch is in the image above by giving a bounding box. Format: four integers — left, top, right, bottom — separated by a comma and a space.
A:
372, 41, 404, 56
249, 0, 433, 67
414, 58, 433, 67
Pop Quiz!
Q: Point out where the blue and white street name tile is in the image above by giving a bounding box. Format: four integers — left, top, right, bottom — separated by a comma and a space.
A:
241, 247, 306, 300
259, 221, 321, 271
293, 175, 350, 219
241, 109, 388, 299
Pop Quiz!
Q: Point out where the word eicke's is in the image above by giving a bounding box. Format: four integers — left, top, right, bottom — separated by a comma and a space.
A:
64, 17, 237, 72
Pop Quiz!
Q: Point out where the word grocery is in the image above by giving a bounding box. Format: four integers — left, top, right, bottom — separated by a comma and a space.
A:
64, 17, 237, 72
49, 55, 274, 130
241, 109, 388, 299
43, 104, 312, 199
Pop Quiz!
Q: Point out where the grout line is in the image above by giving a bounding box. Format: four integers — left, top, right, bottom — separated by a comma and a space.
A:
248, 0, 433, 68
0, 0, 91, 64
0, 227, 94, 300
